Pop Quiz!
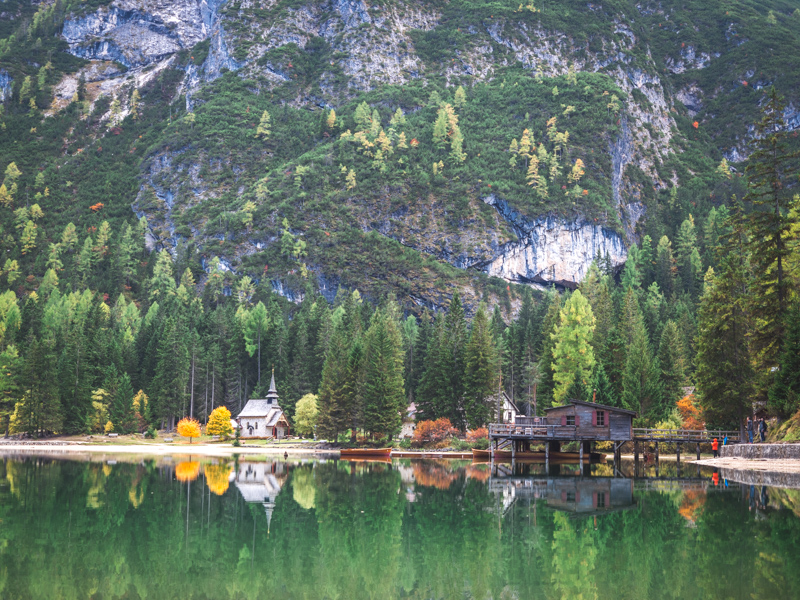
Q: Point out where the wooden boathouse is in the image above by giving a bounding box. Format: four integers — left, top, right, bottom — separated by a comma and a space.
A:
488, 400, 637, 463
489, 398, 741, 465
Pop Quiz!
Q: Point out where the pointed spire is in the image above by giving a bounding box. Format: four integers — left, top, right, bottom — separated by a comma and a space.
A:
266, 368, 279, 401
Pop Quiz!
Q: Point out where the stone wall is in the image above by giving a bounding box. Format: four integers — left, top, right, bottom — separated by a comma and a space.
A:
720, 443, 800, 460
718, 467, 800, 489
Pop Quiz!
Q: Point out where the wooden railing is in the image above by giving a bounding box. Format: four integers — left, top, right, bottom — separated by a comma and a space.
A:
514, 417, 548, 426
633, 428, 740, 442
489, 423, 577, 439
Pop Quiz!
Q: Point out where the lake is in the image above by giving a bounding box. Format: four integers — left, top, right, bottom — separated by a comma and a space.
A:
0, 453, 799, 599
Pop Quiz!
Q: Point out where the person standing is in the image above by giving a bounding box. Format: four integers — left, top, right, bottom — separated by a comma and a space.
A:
712, 437, 719, 458
759, 418, 767, 442
747, 417, 754, 444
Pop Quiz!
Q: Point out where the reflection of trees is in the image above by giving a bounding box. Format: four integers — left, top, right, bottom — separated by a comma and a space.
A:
313, 462, 404, 599
2, 458, 800, 598
412, 460, 460, 489
174, 461, 200, 482
204, 462, 232, 496
550, 511, 598, 600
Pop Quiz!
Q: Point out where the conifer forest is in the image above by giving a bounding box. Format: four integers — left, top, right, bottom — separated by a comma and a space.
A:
0, 0, 799, 439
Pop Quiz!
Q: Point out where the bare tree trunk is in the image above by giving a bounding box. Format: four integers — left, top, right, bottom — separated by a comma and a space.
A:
204, 362, 209, 423
190, 351, 196, 419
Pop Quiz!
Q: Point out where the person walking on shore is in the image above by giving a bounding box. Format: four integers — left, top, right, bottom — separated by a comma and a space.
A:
747, 417, 754, 444
759, 418, 767, 443
712, 437, 719, 458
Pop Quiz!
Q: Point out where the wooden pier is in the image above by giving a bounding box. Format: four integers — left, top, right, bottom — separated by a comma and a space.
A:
488, 400, 740, 468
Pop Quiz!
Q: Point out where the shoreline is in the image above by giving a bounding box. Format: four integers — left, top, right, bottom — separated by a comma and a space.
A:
0, 442, 332, 457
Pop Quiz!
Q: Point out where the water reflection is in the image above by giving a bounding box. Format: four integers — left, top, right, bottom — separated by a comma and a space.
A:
0, 454, 799, 599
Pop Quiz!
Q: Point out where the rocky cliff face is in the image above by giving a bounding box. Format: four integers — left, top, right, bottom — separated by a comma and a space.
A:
0, 69, 12, 103
55, 0, 764, 296
481, 195, 626, 287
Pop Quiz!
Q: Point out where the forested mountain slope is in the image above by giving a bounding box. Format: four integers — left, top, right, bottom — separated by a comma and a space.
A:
1, 0, 798, 307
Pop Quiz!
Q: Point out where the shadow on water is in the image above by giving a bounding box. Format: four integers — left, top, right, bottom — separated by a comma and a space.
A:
1, 453, 800, 599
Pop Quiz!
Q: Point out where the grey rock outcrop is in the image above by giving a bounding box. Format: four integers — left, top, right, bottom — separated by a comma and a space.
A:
482, 195, 627, 286
0, 69, 12, 103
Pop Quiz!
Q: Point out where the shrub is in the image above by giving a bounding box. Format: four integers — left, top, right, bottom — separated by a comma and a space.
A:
104, 420, 114, 434
413, 418, 457, 445
144, 426, 157, 439
467, 427, 488, 442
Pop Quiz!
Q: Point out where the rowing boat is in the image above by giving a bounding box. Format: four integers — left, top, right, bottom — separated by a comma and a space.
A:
339, 447, 393, 458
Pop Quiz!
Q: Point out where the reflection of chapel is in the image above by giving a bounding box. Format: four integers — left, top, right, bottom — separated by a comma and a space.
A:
236, 371, 290, 439
233, 461, 287, 531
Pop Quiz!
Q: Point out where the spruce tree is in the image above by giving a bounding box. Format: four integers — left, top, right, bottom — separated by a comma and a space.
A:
768, 302, 800, 416
744, 87, 799, 372
591, 362, 616, 407
463, 303, 498, 428
657, 320, 686, 407
621, 319, 663, 421
361, 307, 405, 438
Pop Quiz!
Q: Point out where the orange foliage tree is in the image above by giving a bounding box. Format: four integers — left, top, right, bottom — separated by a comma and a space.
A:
177, 417, 201, 443
175, 461, 200, 482
413, 418, 457, 444
677, 395, 704, 430
467, 428, 488, 442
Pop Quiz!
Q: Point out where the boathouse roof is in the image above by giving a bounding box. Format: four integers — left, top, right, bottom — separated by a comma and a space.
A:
544, 399, 637, 417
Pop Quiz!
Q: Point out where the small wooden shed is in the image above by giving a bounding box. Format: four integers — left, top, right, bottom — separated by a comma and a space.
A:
544, 400, 636, 441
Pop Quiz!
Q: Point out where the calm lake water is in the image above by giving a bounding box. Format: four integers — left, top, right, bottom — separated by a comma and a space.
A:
0, 454, 799, 600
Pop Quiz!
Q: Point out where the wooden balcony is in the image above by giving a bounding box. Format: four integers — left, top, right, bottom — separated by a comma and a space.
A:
489, 423, 578, 440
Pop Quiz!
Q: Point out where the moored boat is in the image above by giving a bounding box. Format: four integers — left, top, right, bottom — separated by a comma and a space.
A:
339, 447, 393, 458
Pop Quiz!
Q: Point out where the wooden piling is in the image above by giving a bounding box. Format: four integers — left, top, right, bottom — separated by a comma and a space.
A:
676, 442, 681, 465
579, 442, 584, 469
696, 443, 700, 460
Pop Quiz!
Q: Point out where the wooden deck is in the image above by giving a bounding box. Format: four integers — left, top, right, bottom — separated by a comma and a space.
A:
632, 428, 739, 443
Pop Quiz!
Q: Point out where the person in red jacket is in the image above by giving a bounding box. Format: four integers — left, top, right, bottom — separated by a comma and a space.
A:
712, 437, 719, 458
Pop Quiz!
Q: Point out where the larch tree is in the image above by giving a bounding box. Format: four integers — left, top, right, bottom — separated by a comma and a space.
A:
551, 290, 596, 405
256, 110, 271, 139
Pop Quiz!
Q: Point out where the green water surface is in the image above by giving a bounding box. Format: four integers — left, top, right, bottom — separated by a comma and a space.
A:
0, 454, 798, 599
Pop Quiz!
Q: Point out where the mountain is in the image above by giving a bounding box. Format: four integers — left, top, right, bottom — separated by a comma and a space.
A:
1, 0, 799, 311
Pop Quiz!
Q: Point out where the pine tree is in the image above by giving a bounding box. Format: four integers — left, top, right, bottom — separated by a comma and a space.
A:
316, 323, 350, 442
463, 303, 498, 428
551, 290, 596, 405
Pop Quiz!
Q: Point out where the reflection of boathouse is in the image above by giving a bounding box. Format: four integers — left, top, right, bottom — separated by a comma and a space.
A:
233, 461, 287, 529
489, 476, 635, 517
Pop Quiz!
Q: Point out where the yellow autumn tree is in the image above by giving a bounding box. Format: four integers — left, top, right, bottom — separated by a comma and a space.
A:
207, 406, 233, 438
177, 417, 201, 443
